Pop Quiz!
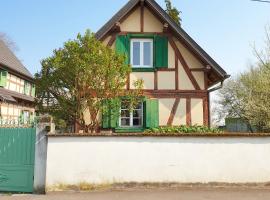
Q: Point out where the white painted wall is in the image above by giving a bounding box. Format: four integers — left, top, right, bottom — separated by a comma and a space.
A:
46, 136, 270, 186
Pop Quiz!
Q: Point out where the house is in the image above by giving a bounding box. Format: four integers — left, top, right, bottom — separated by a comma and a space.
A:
0, 40, 35, 124
90, 0, 228, 132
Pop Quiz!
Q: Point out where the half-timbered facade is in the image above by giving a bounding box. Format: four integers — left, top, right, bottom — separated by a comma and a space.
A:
93, 0, 228, 132
0, 40, 35, 124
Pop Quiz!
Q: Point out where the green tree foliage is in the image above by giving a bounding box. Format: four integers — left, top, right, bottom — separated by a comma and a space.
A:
35, 30, 143, 133
217, 27, 270, 132
165, 0, 182, 26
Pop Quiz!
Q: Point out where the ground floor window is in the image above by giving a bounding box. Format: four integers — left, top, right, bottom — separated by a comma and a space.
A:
119, 101, 143, 128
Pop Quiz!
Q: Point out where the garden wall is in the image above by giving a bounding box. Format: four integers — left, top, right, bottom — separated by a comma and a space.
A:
46, 135, 270, 187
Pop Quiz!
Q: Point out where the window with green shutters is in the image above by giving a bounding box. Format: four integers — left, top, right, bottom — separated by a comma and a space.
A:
31, 84, 36, 97
102, 98, 159, 131
115, 34, 168, 70
24, 81, 31, 95
0, 70, 8, 87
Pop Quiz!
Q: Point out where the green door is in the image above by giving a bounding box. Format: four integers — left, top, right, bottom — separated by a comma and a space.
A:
0, 128, 36, 193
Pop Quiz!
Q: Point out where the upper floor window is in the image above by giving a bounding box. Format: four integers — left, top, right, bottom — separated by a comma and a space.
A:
130, 39, 153, 68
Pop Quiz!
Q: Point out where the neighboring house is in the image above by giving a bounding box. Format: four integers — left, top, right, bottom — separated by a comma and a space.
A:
87, 0, 229, 132
0, 40, 35, 124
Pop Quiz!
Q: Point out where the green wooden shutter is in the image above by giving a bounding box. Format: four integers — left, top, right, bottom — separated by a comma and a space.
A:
31, 84, 36, 97
102, 98, 120, 129
102, 100, 110, 129
110, 98, 120, 128
144, 99, 159, 128
115, 35, 130, 65
0, 70, 8, 87
154, 35, 168, 68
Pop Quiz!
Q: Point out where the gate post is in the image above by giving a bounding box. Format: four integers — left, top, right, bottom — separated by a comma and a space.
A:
33, 123, 48, 194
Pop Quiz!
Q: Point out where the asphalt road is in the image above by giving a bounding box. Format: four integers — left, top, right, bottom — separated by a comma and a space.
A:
1, 188, 270, 200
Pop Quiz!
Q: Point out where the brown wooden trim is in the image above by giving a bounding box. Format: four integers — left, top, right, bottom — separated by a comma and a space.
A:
139, 89, 208, 93
190, 68, 206, 72
107, 34, 117, 47
118, 31, 168, 36
203, 96, 210, 127
208, 93, 210, 126
175, 51, 179, 90
126, 73, 130, 90
154, 71, 158, 90
142, 91, 207, 99
204, 72, 208, 90
157, 68, 175, 71
168, 37, 201, 90
167, 98, 180, 126
186, 98, 191, 126
140, 0, 144, 32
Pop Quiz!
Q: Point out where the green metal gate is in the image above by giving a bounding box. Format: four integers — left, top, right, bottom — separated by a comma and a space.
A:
0, 128, 36, 193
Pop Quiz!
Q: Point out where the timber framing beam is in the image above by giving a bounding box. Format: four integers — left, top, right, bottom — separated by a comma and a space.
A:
168, 37, 201, 90
140, 0, 144, 32
186, 98, 191, 126
167, 98, 180, 126
107, 33, 117, 47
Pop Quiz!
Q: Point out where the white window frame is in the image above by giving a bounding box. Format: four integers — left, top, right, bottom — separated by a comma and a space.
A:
130, 38, 153, 68
119, 102, 144, 128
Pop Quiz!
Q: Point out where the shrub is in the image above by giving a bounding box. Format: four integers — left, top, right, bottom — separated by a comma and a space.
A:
144, 125, 223, 134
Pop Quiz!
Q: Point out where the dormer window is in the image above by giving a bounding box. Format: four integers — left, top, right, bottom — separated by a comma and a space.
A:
130, 39, 153, 68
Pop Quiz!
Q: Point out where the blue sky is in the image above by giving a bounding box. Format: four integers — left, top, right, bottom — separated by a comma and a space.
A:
1, 0, 270, 77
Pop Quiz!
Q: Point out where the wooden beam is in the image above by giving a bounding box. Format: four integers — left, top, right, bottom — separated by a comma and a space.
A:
190, 68, 206, 72
140, 0, 144, 32
175, 51, 179, 90
167, 98, 180, 126
186, 98, 191, 126
157, 68, 175, 72
141, 91, 207, 99
154, 71, 158, 90
127, 73, 130, 90
203, 96, 210, 127
204, 71, 208, 90
107, 34, 117, 47
168, 37, 201, 90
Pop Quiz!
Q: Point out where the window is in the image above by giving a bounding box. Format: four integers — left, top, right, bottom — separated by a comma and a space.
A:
24, 81, 31, 95
130, 39, 153, 68
119, 101, 143, 128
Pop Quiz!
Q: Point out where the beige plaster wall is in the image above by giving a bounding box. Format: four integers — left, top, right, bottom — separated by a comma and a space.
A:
173, 99, 186, 126
130, 72, 154, 89
102, 36, 111, 46
144, 8, 163, 32
191, 98, 203, 125
168, 43, 175, 69
178, 61, 195, 90
159, 98, 174, 126
158, 72, 175, 90
83, 109, 101, 126
192, 72, 205, 90
175, 39, 204, 69
120, 7, 141, 32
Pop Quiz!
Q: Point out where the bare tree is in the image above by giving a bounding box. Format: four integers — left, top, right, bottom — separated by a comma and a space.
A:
0, 32, 18, 52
